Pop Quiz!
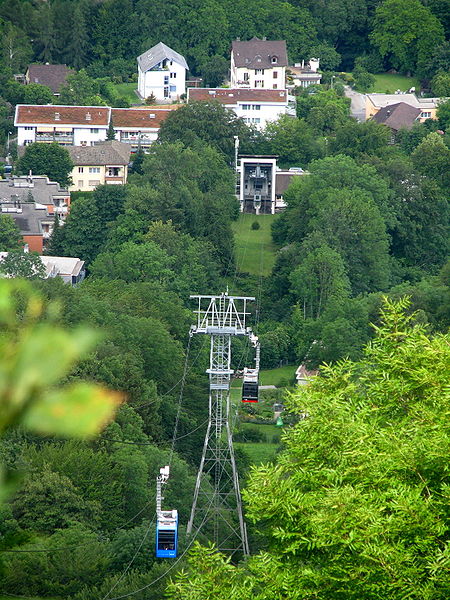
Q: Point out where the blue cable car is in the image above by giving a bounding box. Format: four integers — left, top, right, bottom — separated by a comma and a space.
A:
156, 509, 178, 558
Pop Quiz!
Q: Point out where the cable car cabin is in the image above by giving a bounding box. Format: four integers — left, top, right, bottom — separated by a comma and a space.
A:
156, 509, 178, 558
242, 368, 259, 403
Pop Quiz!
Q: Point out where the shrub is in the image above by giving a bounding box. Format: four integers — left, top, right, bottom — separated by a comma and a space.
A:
251, 221, 261, 230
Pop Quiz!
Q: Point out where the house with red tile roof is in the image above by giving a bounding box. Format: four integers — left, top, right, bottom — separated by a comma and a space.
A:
187, 88, 288, 129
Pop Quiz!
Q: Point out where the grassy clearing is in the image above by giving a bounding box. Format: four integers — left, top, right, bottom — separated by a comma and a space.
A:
232, 213, 277, 276
260, 365, 296, 386
114, 82, 142, 104
371, 73, 420, 93
235, 442, 279, 464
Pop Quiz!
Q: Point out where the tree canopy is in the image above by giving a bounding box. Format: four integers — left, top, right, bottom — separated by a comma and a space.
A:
16, 143, 74, 188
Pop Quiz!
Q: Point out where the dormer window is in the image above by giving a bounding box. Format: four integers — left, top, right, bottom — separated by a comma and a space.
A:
271, 56, 278, 64
54, 112, 60, 120
86, 112, 91, 121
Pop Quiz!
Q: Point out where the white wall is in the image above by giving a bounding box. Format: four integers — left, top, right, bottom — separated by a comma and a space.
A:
231, 65, 285, 89
232, 102, 287, 129
73, 127, 107, 146
17, 127, 36, 146
138, 61, 186, 101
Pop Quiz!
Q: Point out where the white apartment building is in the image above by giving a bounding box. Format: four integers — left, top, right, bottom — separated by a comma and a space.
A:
15, 105, 110, 147
137, 42, 188, 102
187, 88, 288, 130
230, 37, 288, 90
14, 105, 176, 151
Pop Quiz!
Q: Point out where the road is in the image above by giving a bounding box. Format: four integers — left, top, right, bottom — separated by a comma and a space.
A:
344, 87, 366, 122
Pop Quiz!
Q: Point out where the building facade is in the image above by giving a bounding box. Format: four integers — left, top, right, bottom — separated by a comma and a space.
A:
67, 140, 131, 191
230, 38, 288, 90
365, 94, 443, 122
137, 42, 188, 102
288, 59, 321, 88
15, 105, 110, 147
187, 88, 288, 130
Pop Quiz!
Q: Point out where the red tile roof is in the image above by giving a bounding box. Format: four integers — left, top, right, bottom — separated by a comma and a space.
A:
111, 107, 177, 128
188, 88, 287, 103
15, 105, 110, 126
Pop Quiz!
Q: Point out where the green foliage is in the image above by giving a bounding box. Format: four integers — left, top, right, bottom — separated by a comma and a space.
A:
437, 99, 450, 132
158, 101, 253, 163
370, 0, 445, 73
199, 55, 229, 87
251, 221, 260, 231
296, 88, 351, 134
58, 69, 105, 106
22, 83, 53, 105
330, 119, 390, 157
431, 72, 450, 97
352, 64, 375, 91
16, 143, 74, 188
0, 215, 22, 251
0, 251, 45, 279
169, 299, 450, 599
411, 132, 450, 188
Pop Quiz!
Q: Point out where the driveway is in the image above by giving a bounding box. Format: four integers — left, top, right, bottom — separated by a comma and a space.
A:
344, 87, 366, 122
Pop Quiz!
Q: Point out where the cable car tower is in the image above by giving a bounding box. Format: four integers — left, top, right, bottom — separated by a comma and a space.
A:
187, 292, 259, 556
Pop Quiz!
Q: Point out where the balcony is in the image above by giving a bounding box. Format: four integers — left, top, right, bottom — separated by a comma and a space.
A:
120, 135, 153, 145
36, 134, 74, 143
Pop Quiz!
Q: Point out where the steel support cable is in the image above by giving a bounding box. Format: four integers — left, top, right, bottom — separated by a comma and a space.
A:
101, 513, 157, 600
169, 333, 192, 466
101, 418, 209, 447
2, 502, 154, 553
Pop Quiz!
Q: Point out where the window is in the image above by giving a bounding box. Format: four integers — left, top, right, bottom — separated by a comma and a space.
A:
164, 75, 169, 84
271, 56, 278, 64
273, 71, 278, 79
78, 167, 84, 173
89, 167, 100, 173
255, 69, 264, 75
170, 72, 176, 78
242, 104, 251, 110
252, 105, 260, 110
273, 84, 278, 89
25, 126, 34, 130
107, 167, 120, 177
24, 139, 33, 145
88, 180, 101, 187
90, 128, 99, 134
421, 111, 431, 118
78, 180, 84, 188
243, 73, 249, 81
252, 118, 261, 124
255, 80, 264, 88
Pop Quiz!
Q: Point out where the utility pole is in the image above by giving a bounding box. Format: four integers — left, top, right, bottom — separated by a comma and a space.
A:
187, 292, 255, 556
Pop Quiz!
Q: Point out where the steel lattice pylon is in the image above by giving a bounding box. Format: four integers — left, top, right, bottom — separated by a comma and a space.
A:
186, 292, 256, 556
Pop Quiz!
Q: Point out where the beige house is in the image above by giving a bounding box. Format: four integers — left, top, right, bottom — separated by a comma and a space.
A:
365, 94, 442, 122
230, 37, 288, 89
67, 140, 131, 192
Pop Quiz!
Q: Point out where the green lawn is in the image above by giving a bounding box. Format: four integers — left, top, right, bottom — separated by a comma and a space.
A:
232, 213, 277, 276
371, 73, 420, 93
235, 442, 279, 464
260, 364, 297, 386
114, 82, 142, 104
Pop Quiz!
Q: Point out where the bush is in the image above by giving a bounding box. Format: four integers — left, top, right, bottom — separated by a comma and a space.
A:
251, 221, 261, 230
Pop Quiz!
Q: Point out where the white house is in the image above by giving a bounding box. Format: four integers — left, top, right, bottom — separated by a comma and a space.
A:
15, 105, 110, 146
288, 59, 322, 88
187, 88, 288, 130
111, 107, 177, 151
230, 37, 288, 90
137, 42, 188, 102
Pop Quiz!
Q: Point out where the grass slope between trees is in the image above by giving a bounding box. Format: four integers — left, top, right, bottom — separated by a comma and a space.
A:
232, 214, 277, 276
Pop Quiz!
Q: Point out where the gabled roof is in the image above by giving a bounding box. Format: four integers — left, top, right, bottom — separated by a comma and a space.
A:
15, 105, 110, 126
372, 102, 421, 131
26, 64, 74, 94
232, 37, 288, 69
188, 88, 288, 104
67, 140, 131, 166
111, 107, 176, 129
137, 42, 188, 72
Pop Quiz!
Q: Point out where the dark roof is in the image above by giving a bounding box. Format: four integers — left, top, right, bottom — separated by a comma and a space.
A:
26, 64, 74, 94
0, 177, 69, 206
67, 140, 131, 166
111, 107, 176, 128
188, 88, 288, 104
232, 38, 288, 68
137, 42, 188, 72
372, 102, 421, 131
15, 105, 110, 126
2, 203, 54, 236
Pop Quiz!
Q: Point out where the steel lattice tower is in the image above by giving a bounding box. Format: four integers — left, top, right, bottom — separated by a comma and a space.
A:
187, 292, 256, 556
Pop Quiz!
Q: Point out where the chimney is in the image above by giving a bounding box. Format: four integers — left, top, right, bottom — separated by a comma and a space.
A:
262, 36, 267, 41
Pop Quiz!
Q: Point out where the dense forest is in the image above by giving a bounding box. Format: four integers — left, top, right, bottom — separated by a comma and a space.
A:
0, 0, 449, 597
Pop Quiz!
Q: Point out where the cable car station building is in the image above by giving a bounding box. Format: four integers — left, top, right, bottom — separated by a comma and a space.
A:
236, 154, 307, 214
